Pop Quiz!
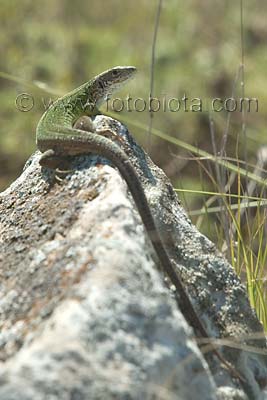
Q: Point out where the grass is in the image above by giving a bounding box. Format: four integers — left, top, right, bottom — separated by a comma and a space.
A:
1, 1, 267, 332
124, 115, 267, 330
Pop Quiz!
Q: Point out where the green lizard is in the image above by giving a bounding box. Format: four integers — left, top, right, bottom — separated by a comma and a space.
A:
36, 66, 244, 383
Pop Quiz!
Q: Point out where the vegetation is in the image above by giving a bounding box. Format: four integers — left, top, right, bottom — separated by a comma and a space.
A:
1, 1, 267, 327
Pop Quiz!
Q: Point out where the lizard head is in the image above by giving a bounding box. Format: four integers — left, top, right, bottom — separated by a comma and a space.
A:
101, 66, 137, 86
91, 66, 137, 107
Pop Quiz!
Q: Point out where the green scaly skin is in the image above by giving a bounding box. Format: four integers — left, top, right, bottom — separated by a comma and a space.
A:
36, 66, 244, 384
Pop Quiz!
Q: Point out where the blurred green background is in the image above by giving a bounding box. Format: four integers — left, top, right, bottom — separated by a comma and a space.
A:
2, 0, 267, 326
1, 0, 267, 239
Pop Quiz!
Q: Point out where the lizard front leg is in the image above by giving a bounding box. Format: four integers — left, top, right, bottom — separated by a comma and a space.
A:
74, 116, 127, 147
73, 116, 95, 132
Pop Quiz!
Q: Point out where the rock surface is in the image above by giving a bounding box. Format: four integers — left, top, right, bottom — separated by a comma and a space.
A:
0, 115, 266, 399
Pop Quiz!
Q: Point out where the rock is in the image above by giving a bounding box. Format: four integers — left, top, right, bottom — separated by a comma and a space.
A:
0, 115, 266, 399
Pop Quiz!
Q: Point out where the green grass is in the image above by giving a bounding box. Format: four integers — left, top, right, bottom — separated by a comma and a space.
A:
1, 1, 267, 330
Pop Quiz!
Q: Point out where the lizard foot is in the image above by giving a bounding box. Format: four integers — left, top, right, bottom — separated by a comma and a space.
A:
39, 149, 71, 171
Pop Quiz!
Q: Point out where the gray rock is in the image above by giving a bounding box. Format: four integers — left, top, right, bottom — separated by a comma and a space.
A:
0, 115, 266, 399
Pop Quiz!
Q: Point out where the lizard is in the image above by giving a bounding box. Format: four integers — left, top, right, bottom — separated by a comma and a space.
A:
36, 66, 245, 384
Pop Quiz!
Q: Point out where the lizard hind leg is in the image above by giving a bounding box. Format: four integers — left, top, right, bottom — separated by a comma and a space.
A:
39, 149, 73, 177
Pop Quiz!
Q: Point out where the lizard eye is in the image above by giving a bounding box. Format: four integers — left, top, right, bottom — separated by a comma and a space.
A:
112, 70, 119, 76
